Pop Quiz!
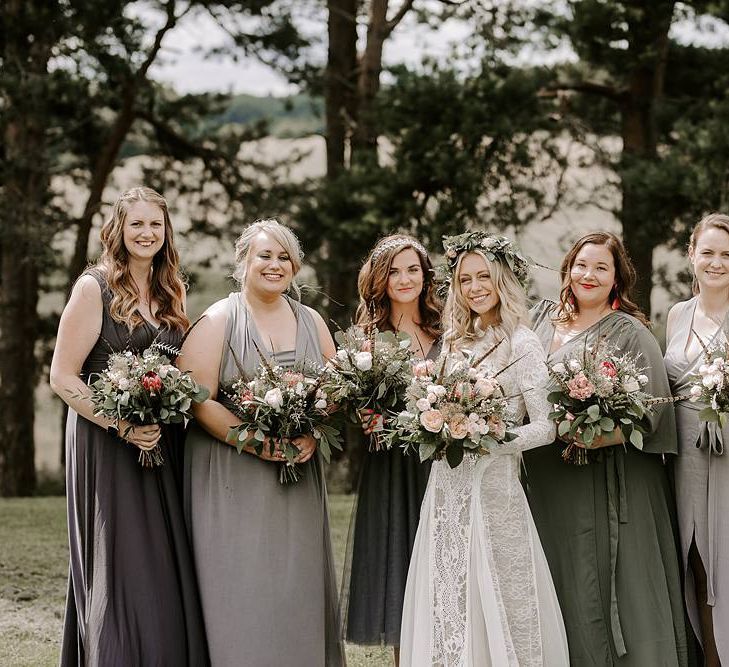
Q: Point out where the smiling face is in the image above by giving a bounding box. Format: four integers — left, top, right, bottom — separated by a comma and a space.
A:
122, 200, 165, 262
386, 247, 424, 305
569, 243, 615, 310
246, 231, 294, 295
690, 225, 729, 293
458, 252, 500, 318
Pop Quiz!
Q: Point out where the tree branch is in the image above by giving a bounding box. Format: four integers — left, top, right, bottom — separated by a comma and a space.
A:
136, 0, 191, 81
385, 0, 416, 36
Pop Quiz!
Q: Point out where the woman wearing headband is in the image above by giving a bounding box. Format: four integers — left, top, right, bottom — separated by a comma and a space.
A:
341, 235, 441, 665
399, 231, 568, 666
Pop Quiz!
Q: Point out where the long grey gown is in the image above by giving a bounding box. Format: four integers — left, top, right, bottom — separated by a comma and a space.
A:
664, 296, 729, 664
60, 269, 209, 667
184, 292, 345, 667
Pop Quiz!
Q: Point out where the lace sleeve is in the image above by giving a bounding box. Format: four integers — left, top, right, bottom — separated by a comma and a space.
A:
496, 327, 556, 454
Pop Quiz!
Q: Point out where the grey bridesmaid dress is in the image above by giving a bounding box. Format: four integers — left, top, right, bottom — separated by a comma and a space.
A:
183, 293, 345, 667
60, 269, 209, 666
664, 297, 729, 664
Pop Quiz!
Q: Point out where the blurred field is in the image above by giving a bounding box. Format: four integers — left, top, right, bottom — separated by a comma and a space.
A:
0, 494, 393, 667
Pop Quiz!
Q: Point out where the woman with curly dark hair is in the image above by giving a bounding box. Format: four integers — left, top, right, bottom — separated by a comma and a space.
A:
341, 234, 441, 665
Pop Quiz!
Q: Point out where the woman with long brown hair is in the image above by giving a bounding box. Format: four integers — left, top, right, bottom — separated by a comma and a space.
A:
50, 187, 208, 666
665, 213, 729, 666
340, 234, 441, 665
524, 232, 690, 665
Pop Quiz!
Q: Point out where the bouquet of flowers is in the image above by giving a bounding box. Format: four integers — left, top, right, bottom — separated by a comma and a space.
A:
687, 334, 729, 426
224, 345, 343, 484
382, 348, 516, 468
547, 339, 658, 465
320, 324, 414, 450
88, 341, 210, 467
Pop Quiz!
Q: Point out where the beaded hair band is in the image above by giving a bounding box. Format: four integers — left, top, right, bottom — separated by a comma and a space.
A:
370, 238, 428, 264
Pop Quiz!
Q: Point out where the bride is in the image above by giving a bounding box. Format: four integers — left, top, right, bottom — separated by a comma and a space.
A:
399, 232, 569, 666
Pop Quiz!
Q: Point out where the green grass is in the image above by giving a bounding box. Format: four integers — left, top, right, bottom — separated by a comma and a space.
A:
0, 495, 393, 667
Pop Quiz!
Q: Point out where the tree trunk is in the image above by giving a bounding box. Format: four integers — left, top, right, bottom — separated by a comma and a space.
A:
351, 0, 388, 164
618, 4, 673, 317
325, 0, 358, 177
0, 0, 54, 495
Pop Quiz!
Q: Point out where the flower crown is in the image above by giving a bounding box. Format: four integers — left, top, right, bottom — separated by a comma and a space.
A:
442, 231, 531, 288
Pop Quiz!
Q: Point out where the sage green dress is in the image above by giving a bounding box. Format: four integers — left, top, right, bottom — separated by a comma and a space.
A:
523, 300, 690, 666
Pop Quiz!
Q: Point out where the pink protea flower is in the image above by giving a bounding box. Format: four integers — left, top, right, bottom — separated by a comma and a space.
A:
142, 371, 163, 393
566, 372, 595, 400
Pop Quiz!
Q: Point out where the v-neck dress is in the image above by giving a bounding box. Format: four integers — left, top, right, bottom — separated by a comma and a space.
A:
60, 269, 208, 666
664, 296, 729, 663
523, 300, 691, 666
183, 293, 345, 667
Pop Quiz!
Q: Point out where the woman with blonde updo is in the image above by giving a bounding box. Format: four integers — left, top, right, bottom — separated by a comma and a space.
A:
181, 218, 345, 666
341, 234, 441, 665
51, 187, 208, 666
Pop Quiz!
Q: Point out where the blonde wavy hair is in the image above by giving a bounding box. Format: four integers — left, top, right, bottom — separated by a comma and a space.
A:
356, 234, 441, 340
443, 250, 529, 348
232, 218, 303, 297
94, 187, 188, 332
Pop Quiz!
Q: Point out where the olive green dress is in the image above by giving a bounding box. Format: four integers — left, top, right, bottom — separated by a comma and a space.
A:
523, 300, 690, 666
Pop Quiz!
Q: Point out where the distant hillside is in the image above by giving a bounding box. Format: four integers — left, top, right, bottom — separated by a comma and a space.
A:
218, 93, 324, 138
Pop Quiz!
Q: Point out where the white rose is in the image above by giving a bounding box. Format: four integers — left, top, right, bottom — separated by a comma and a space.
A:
118, 378, 130, 390
699, 364, 711, 375
689, 385, 703, 401
264, 387, 284, 411
622, 377, 640, 393
703, 375, 717, 389
637, 374, 649, 385
568, 359, 582, 372
416, 398, 432, 412
354, 351, 373, 371
336, 349, 349, 362
315, 398, 328, 410
551, 362, 567, 375
427, 392, 438, 404
427, 384, 447, 397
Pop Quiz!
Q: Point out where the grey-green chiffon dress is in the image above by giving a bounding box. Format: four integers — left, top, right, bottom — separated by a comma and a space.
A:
664, 297, 729, 664
523, 300, 690, 666
183, 293, 345, 667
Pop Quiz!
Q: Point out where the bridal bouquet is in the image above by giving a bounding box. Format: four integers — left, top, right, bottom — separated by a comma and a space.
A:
224, 348, 343, 484
382, 350, 516, 468
88, 342, 209, 467
547, 340, 655, 465
687, 335, 729, 426
320, 324, 414, 450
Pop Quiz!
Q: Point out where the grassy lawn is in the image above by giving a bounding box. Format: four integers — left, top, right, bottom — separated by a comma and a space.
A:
0, 495, 393, 667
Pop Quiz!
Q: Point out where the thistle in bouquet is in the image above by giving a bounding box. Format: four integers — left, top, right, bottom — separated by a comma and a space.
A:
382, 341, 517, 469
547, 337, 663, 465
321, 320, 414, 451
687, 332, 729, 426
87, 340, 210, 467
224, 343, 343, 484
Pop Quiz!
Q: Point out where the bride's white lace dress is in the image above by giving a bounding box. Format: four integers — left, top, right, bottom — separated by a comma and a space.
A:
400, 324, 569, 666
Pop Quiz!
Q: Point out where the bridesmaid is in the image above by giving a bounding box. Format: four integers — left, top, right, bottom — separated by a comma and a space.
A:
50, 187, 208, 666
665, 213, 729, 666
182, 218, 345, 666
524, 232, 690, 666
341, 234, 441, 664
